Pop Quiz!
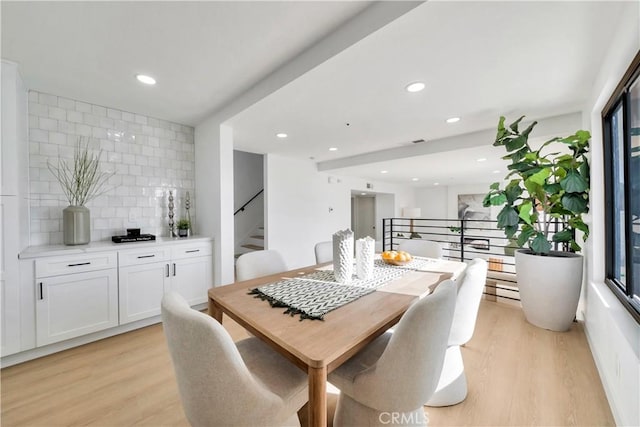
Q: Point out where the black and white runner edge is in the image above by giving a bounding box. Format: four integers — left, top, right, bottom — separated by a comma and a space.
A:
249, 258, 431, 320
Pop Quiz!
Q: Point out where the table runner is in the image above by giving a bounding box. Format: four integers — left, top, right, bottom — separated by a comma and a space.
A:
249, 257, 431, 320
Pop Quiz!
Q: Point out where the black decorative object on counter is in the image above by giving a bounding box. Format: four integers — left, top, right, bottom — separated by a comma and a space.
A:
112, 229, 156, 243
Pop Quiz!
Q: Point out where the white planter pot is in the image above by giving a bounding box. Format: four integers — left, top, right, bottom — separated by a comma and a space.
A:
515, 249, 583, 332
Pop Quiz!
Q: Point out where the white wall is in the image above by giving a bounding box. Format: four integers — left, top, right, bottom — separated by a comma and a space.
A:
265, 154, 415, 269
233, 150, 264, 250
195, 120, 234, 285
582, 3, 640, 426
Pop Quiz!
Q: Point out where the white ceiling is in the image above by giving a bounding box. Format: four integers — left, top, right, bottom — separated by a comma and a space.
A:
1, 1, 630, 188
1, 1, 370, 125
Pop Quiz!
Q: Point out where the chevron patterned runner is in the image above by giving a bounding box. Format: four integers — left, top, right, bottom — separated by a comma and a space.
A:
249, 257, 432, 320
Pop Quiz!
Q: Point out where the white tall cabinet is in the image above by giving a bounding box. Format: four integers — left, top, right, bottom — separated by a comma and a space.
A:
1, 60, 29, 357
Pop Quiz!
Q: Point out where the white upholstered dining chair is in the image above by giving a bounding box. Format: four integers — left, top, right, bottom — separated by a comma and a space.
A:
426, 258, 488, 407
236, 249, 287, 282
397, 239, 443, 259
314, 241, 333, 264
328, 281, 457, 426
161, 292, 308, 427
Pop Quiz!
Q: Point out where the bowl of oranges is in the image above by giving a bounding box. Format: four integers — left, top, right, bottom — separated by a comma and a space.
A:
381, 250, 412, 266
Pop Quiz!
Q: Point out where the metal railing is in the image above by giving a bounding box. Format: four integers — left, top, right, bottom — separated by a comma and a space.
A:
381, 217, 570, 302
234, 189, 264, 216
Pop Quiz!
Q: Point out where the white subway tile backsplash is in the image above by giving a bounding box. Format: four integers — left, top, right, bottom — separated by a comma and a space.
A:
39, 117, 58, 131
58, 97, 75, 110
28, 90, 195, 245
39, 93, 58, 106
92, 105, 107, 117
48, 106, 66, 121
107, 109, 121, 120
75, 101, 92, 113
67, 110, 83, 123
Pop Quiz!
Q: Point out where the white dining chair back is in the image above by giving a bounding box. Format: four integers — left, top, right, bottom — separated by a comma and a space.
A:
397, 239, 443, 259
161, 292, 308, 427
314, 241, 333, 264
328, 281, 456, 426
426, 258, 488, 407
236, 249, 287, 282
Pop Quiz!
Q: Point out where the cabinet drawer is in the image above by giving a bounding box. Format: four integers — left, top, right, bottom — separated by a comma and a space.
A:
171, 242, 212, 260
118, 247, 171, 267
36, 252, 117, 278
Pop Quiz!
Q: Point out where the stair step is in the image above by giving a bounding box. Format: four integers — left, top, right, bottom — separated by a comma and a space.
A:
250, 235, 264, 240
242, 244, 264, 251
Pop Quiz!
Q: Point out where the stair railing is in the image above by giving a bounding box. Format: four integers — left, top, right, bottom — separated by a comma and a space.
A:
234, 189, 264, 216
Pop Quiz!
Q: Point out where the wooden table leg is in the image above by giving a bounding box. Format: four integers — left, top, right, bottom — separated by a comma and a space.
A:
208, 298, 223, 323
308, 366, 327, 427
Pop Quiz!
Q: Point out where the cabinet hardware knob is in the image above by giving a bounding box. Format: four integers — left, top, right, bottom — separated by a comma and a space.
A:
166, 264, 170, 278
186, 249, 200, 253
173, 263, 176, 276
68, 262, 91, 267
39, 282, 43, 300
137, 255, 155, 259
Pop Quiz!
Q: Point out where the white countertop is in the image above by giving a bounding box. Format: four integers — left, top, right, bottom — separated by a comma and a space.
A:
19, 236, 213, 259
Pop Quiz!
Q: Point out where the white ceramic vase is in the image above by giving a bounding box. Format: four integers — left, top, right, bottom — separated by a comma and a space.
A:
515, 249, 583, 332
333, 229, 354, 283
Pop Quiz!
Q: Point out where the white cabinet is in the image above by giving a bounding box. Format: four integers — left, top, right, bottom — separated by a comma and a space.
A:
118, 241, 213, 324
1, 196, 21, 356
118, 247, 171, 324
35, 254, 118, 346
169, 242, 213, 306
1, 60, 29, 357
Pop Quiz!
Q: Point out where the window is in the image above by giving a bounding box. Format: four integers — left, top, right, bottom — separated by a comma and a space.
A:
603, 50, 640, 321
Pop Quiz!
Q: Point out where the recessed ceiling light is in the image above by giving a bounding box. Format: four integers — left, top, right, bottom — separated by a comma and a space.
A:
361, 193, 366, 196
446, 117, 460, 123
411, 177, 419, 181
493, 170, 501, 174
380, 170, 388, 174
329, 147, 338, 151
405, 82, 425, 93
433, 182, 440, 186
135, 74, 156, 85
477, 158, 487, 162
276, 133, 288, 138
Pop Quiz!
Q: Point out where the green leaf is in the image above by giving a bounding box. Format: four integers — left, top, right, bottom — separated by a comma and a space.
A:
530, 233, 552, 254
505, 225, 518, 239
521, 121, 538, 137
489, 182, 500, 190
560, 170, 588, 193
489, 193, 507, 206
518, 201, 533, 225
505, 135, 527, 151
562, 193, 588, 213
497, 206, 519, 228
509, 116, 525, 133
527, 168, 551, 186
504, 180, 523, 203
552, 229, 573, 242
517, 225, 536, 247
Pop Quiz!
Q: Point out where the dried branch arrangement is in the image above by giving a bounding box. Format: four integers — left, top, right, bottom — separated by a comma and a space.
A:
47, 138, 115, 206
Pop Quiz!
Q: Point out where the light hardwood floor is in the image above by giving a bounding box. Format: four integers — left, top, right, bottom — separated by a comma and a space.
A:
1, 300, 614, 426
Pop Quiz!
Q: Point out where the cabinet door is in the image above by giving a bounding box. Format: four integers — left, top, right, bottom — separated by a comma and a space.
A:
1, 196, 21, 356
170, 256, 213, 306
119, 262, 170, 324
36, 269, 118, 346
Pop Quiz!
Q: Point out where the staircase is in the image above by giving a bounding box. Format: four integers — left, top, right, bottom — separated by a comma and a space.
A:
235, 225, 264, 259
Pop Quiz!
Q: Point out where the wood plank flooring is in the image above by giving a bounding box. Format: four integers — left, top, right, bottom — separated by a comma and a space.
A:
1, 300, 614, 426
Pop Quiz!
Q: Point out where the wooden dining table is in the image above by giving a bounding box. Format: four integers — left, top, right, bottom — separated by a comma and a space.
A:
207, 258, 466, 427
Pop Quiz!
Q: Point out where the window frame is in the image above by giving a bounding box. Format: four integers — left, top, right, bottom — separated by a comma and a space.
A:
602, 50, 640, 323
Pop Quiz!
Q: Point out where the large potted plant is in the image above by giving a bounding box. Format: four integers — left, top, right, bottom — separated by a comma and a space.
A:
483, 116, 590, 331
48, 138, 115, 245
